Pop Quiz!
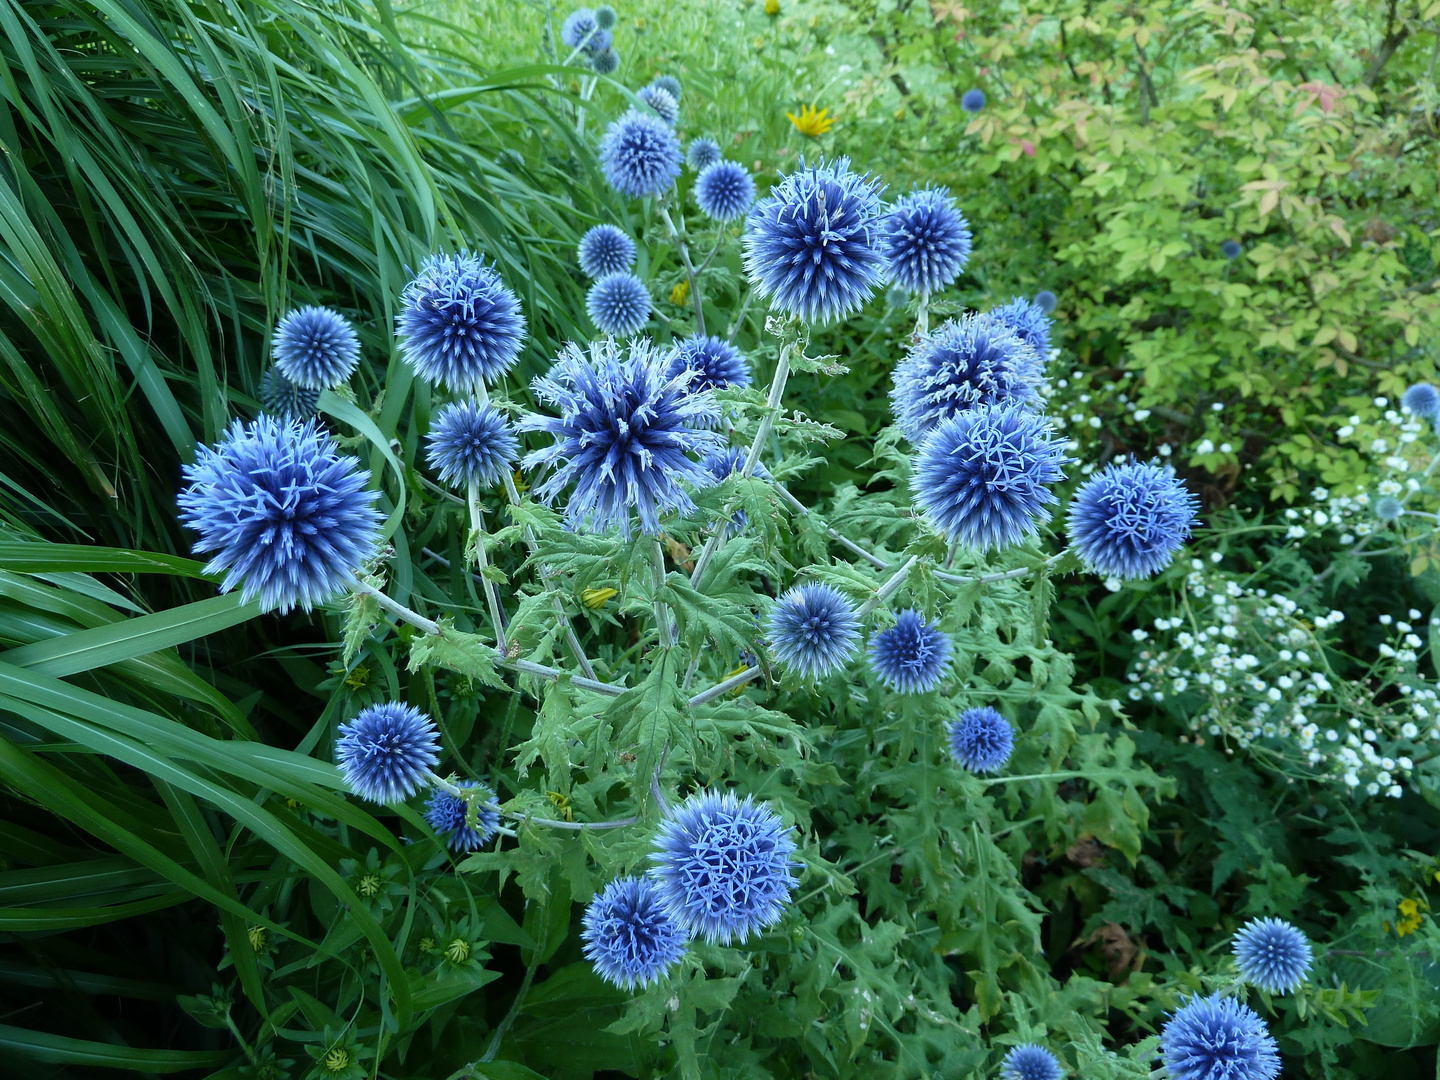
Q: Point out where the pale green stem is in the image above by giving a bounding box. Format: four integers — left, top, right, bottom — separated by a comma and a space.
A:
467, 480, 508, 651
726, 283, 756, 343
914, 290, 930, 338
659, 205, 706, 336
687, 664, 762, 707
651, 538, 675, 647
774, 483, 887, 569
856, 555, 919, 618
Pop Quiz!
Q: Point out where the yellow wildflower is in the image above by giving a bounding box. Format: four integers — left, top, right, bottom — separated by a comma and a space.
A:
512, 468, 529, 493
344, 663, 370, 691
670, 279, 690, 305
787, 104, 835, 138
581, 586, 618, 609
764, 0, 779, 14
1398, 897, 1425, 936
547, 790, 575, 821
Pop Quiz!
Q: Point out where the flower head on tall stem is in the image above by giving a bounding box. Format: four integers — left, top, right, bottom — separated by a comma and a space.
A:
424, 781, 501, 851
335, 703, 441, 803
1066, 459, 1199, 580
272, 306, 361, 389
947, 706, 1013, 773
397, 252, 526, 392
578, 225, 637, 279
767, 582, 862, 678
1159, 995, 1280, 1080
425, 401, 519, 490
600, 109, 683, 198
1232, 917, 1313, 994
695, 161, 755, 222
587, 272, 652, 338
882, 187, 972, 296
868, 609, 952, 694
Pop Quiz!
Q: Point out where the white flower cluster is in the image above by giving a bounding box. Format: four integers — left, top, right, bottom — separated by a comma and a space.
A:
1127, 558, 1438, 800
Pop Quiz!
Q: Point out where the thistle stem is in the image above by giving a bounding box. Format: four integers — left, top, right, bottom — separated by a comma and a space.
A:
651, 537, 675, 647
856, 555, 919, 618
509, 811, 637, 830
774, 483, 887, 569
914, 290, 930, 339
659, 205, 706, 336
467, 480, 508, 651
687, 663, 762, 707
726, 283, 756, 343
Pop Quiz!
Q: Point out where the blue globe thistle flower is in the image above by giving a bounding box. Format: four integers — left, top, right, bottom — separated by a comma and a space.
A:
961, 88, 987, 112
520, 338, 724, 536
586, 27, 613, 53
587, 272, 652, 337
424, 781, 501, 851
695, 160, 756, 222
578, 224, 637, 279
335, 702, 441, 803
259, 367, 319, 421
666, 335, 751, 394
742, 157, 886, 325
1003, 1044, 1064, 1080
638, 84, 679, 126
272, 306, 361, 389
425, 401, 519, 490
590, 48, 619, 75
882, 187, 972, 296
701, 446, 770, 537
651, 74, 682, 101
650, 790, 798, 945
1066, 460, 1200, 580
1402, 383, 1440, 418
990, 295, 1053, 358
582, 876, 688, 990
767, 582, 862, 679
178, 416, 381, 614
1232, 917, 1313, 994
890, 314, 1044, 444
1034, 289, 1058, 314
687, 137, 721, 171
397, 252, 526, 392
1375, 495, 1403, 522
868, 609, 952, 694
600, 109, 683, 198
1221, 240, 1243, 260
1159, 995, 1280, 1080
594, 4, 616, 28
561, 8, 599, 49
947, 705, 1013, 774
912, 404, 1067, 551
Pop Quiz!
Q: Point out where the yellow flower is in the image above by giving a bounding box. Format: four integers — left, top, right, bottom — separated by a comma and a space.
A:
512, 468, 529, 493
547, 790, 575, 821
248, 925, 268, 953
344, 663, 370, 691
445, 938, 472, 964
670, 279, 690, 305
1398, 897, 1426, 936
724, 663, 752, 696
581, 586, 618, 609
764, 0, 779, 14
787, 104, 835, 138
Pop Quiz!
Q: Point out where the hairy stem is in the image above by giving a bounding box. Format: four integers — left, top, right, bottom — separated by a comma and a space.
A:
467, 480, 508, 650
856, 555, 919, 618
651, 537, 675, 647
659, 205, 706, 336
687, 663, 762, 707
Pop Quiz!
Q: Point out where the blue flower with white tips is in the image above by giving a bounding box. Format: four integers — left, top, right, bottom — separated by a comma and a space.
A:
583, 876, 688, 990
868, 609, 951, 694
767, 582, 861, 678
1232, 917, 1312, 994
424, 781, 501, 851
947, 706, 1013, 773
397, 252, 526, 392
273, 306, 361, 389
637, 84, 678, 126
335, 703, 441, 803
1003, 1044, 1063, 1080
990, 295, 1053, 359
695, 160, 755, 222
666, 335, 751, 394
1160, 995, 1280, 1080
1066, 460, 1199, 580
1403, 383, 1440, 419
882, 187, 972, 296
425, 401, 518, 490
600, 109, 683, 198
587, 272, 652, 337
687, 137, 721, 171
578, 224, 637, 279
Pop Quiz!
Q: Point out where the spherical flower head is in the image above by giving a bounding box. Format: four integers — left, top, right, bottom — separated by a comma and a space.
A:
1003, 1044, 1064, 1080
561, 8, 598, 48
600, 109, 683, 198
1375, 495, 1403, 522
582, 876, 688, 990
425, 401, 519, 490
638, 84, 679, 126
590, 47, 619, 75
651, 74, 682, 101
990, 295, 1054, 358
742, 157, 886, 325
913, 404, 1067, 551
694, 160, 756, 222
961, 88, 986, 112
586, 27, 613, 52
701, 446, 770, 536
578, 224, 637, 279
666, 335, 752, 395
1034, 289, 1058, 314
272, 306, 360, 389
259, 367, 319, 422
868, 609, 952, 694
687, 137, 721, 171
890, 314, 1044, 444
882, 187, 972, 296
178, 416, 381, 613
1159, 995, 1280, 1080
520, 338, 724, 536
1221, 240, 1243, 260
947, 705, 1013, 773
335, 703, 440, 803
424, 781, 501, 851
1232, 917, 1313, 994
587, 272, 652, 337
397, 252, 526, 392
1066, 459, 1200, 580
1402, 382, 1440, 418
649, 790, 798, 945
594, 4, 616, 28
767, 582, 861, 679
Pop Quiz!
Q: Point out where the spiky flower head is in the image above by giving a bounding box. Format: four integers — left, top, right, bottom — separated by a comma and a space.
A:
397, 252, 526, 392
650, 790, 798, 945
590, 48, 619, 75
868, 609, 952, 694
742, 157, 886, 325
178, 416, 381, 613
259, 368, 319, 422
561, 8, 599, 48
1066, 460, 1199, 580
335, 703, 441, 803
666, 335, 751, 395
701, 446, 770, 536
882, 187, 972, 296
1221, 240, 1243, 260
1376, 495, 1403, 522
890, 314, 1044, 444
582, 876, 688, 990
961, 88, 986, 112
687, 137, 721, 171
651, 74, 682, 100
578, 224, 637, 279
1159, 995, 1280, 1080
1034, 290, 1058, 314
638, 84, 678, 125
425, 401, 519, 490
913, 404, 1067, 551
594, 4, 616, 28
272, 306, 361, 389
947, 705, 1014, 773
767, 582, 862, 679
520, 338, 724, 536
1403, 383, 1440, 418
424, 781, 501, 851
695, 160, 756, 222
1232, 918, 1313, 994
1003, 1045, 1064, 1080
600, 109, 683, 198
990, 295, 1054, 358
587, 272, 652, 337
